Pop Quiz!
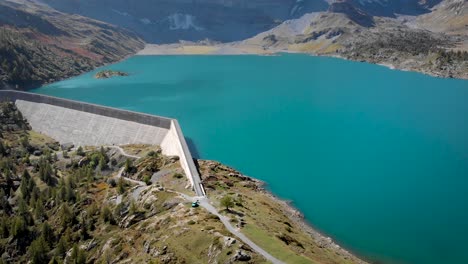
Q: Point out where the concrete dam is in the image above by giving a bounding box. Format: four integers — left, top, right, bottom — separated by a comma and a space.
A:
0, 91, 205, 197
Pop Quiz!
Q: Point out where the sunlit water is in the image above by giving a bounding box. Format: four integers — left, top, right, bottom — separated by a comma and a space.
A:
34, 54, 468, 264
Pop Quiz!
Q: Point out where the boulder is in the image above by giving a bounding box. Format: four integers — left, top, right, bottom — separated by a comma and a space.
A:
223, 236, 237, 247
233, 250, 251, 261
61, 142, 74, 151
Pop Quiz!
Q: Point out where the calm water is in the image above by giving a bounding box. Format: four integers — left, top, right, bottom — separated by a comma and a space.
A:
34, 54, 468, 264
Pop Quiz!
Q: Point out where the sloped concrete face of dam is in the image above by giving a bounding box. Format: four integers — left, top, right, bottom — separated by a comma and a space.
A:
16, 100, 170, 147
0, 91, 205, 196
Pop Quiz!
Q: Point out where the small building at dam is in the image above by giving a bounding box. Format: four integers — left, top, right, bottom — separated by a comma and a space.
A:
0, 91, 205, 197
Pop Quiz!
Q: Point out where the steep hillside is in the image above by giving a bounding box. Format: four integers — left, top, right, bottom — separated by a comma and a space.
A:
325, 0, 442, 17
41, 0, 455, 44
226, 0, 467, 79
0, 0, 144, 90
413, 0, 467, 35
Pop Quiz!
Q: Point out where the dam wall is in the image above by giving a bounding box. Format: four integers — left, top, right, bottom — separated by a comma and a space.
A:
15, 100, 170, 147
0, 91, 204, 196
161, 120, 204, 196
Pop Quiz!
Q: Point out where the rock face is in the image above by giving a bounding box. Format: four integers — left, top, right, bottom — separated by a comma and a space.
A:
330, 0, 443, 17
328, 0, 375, 26
41, 0, 330, 43
414, 0, 468, 35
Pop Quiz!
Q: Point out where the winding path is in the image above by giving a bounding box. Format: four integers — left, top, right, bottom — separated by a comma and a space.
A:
180, 194, 284, 264
111, 146, 284, 264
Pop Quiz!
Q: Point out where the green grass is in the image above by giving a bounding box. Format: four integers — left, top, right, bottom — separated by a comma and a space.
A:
242, 224, 315, 264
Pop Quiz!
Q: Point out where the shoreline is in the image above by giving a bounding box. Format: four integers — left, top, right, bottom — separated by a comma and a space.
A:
241, 174, 369, 264
138, 44, 467, 80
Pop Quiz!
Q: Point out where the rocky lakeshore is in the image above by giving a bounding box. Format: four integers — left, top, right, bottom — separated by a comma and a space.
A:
138, 37, 467, 80
198, 159, 368, 264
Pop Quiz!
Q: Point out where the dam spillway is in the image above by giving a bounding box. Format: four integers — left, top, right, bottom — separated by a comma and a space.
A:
0, 91, 204, 197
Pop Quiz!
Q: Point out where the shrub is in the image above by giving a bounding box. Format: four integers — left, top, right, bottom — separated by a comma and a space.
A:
143, 175, 151, 186
220, 195, 234, 211
107, 178, 116, 187
76, 146, 85, 156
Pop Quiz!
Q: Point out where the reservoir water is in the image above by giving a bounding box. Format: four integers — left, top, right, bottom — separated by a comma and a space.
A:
34, 54, 468, 264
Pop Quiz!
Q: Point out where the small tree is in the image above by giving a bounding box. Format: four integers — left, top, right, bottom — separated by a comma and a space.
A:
40, 222, 55, 249
98, 155, 107, 171
0, 140, 5, 156
129, 200, 137, 215
20, 135, 29, 148
11, 216, 27, 238
29, 236, 49, 264
143, 175, 151, 186
55, 236, 67, 258
124, 159, 133, 174
76, 146, 85, 156
48, 257, 59, 264
100, 205, 113, 223
0, 217, 9, 238
220, 195, 234, 211
34, 198, 46, 222
117, 177, 125, 194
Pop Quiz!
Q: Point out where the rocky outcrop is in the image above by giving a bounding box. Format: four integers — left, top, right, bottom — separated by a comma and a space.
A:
328, 0, 375, 26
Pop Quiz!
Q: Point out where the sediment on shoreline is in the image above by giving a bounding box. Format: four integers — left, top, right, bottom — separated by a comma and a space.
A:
138, 43, 467, 80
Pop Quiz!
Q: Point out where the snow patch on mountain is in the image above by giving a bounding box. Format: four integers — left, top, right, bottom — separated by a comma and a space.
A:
290, 0, 304, 16
358, 0, 388, 5
166, 13, 204, 31
111, 9, 131, 17
140, 18, 151, 25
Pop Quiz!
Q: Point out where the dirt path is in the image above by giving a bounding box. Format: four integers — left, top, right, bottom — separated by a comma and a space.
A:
109, 146, 283, 263
178, 193, 285, 264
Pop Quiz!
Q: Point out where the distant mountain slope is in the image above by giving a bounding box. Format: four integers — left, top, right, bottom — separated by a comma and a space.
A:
326, 0, 442, 17
39, 0, 453, 44
0, 0, 144, 90
233, 0, 468, 79
414, 0, 467, 35
41, 0, 330, 43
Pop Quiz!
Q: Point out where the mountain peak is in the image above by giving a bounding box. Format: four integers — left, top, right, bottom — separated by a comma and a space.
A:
328, 0, 375, 26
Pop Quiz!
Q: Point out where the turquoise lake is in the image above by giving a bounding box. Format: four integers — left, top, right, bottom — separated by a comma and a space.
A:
34, 54, 468, 264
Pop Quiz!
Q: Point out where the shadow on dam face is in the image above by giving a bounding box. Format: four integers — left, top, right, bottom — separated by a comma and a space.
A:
185, 137, 201, 159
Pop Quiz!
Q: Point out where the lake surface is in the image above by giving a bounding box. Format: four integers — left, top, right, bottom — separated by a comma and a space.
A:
34, 54, 468, 264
